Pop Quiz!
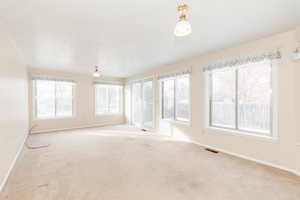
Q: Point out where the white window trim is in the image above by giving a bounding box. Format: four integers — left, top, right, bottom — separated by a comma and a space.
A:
94, 84, 123, 116
160, 74, 191, 125
204, 126, 279, 143
32, 79, 76, 120
204, 61, 278, 139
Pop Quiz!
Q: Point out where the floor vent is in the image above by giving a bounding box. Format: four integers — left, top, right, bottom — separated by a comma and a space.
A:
205, 148, 219, 154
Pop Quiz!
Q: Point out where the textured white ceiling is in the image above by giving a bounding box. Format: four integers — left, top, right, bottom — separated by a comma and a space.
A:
0, 0, 299, 77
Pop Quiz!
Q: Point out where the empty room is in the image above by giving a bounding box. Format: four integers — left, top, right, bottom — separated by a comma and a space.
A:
1, 0, 300, 199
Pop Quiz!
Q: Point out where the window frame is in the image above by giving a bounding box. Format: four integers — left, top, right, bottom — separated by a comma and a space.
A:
130, 77, 156, 130
207, 61, 277, 137
32, 79, 76, 120
141, 78, 155, 129
161, 74, 191, 123
94, 83, 123, 116
131, 81, 142, 126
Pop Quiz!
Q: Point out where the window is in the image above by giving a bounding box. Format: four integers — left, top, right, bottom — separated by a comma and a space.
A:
210, 68, 236, 128
208, 60, 273, 136
142, 80, 154, 128
162, 79, 175, 120
175, 75, 190, 121
95, 84, 123, 115
34, 79, 74, 119
132, 82, 142, 126
161, 74, 190, 122
131, 79, 154, 128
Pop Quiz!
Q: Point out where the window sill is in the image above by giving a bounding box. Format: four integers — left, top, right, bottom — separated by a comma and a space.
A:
95, 113, 123, 117
204, 126, 278, 142
33, 116, 75, 121
162, 118, 191, 127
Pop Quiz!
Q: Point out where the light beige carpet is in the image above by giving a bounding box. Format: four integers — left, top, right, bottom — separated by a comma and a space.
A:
1, 126, 300, 200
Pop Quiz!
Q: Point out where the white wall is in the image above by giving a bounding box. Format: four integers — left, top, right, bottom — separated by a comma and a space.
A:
0, 27, 28, 190
294, 26, 300, 173
126, 28, 300, 175
28, 69, 125, 133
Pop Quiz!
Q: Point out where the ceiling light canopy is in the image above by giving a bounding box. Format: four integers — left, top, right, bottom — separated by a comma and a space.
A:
174, 4, 192, 37
93, 66, 100, 77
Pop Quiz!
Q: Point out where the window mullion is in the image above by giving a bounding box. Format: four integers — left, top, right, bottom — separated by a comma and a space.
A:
173, 78, 176, 121
141, 81, 144, 127
209, 72, 213, 127
270, 64, 273, 135
119, 87, 121, 114
235, 69, 239, 130
161, 81, 164, 119
107, 87, 109, 114
54, 81, 57, 117
72, 84, 74, 116
131, 84, 133, 124
95, 86, 97, 115
34, 81, 38, 119
107, 87, 110, 114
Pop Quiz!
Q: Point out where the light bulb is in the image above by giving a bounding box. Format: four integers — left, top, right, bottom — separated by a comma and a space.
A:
93, 71, 100, 77
174, 19, 192, 37
93, 66, 100, 77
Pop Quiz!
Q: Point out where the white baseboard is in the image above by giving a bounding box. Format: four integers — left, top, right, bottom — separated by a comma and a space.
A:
0, 133, 28, 193
191, 141, 300, 177
31, 121, 124, 134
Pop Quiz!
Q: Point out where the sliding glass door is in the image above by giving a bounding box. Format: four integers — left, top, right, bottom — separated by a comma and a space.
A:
132, 82, 142, 127
131, 79, 154, 129
142, 80, 154, 128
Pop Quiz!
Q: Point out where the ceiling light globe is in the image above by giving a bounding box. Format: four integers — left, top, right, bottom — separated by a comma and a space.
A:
174, 20, 192, 37
93, 71, 100, 77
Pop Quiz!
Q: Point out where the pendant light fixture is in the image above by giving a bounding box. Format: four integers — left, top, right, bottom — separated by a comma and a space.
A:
174, 4, 192, 37
93, 66, 100, 77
